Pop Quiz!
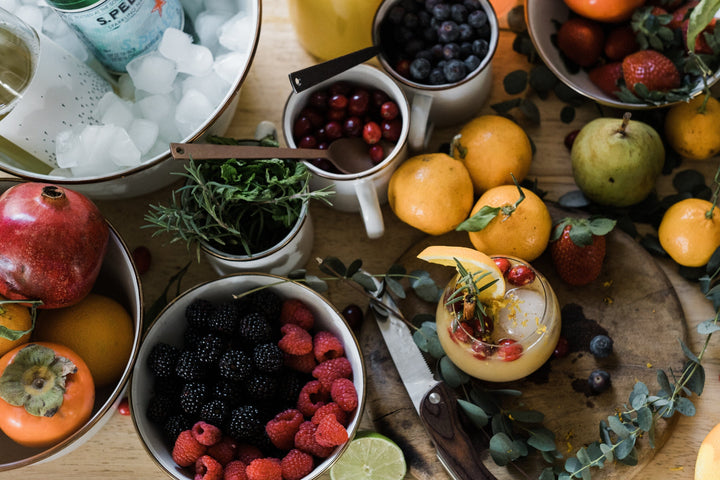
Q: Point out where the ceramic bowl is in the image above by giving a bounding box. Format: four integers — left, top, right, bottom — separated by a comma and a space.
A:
0, 0, 261, 200
130, 273, 366, 480
0, 180, 143, 471
525, 0, 720, 109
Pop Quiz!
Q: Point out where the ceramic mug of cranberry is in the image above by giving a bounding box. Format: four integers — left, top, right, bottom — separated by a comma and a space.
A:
372, 0, 499, 150
282, 63, 416, 239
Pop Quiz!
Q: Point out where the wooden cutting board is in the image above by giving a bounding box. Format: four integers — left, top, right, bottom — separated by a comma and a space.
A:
359, 209, 689, 480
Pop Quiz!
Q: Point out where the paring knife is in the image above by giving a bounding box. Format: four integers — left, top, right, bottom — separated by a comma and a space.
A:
372, 284, 498, 480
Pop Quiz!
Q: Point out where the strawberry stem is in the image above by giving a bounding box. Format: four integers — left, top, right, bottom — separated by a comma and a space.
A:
708, 163, 720, 219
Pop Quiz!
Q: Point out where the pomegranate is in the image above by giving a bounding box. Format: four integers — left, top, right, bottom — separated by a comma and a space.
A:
0, 183, 109, 308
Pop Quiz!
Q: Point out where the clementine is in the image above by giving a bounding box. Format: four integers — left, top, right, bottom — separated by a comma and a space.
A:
664, 95, 720, 161
0, 297, 33, 356
563, 0, 645, 23
658, 198, 720, 267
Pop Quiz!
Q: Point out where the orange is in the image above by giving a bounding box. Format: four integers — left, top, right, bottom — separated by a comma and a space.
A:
658, 198, 720, 267
696, 423, 720, 480
387, 153, 474, 235
0, 297, 33, 356
664, 95, 720, 161
451, 115, 532, 195
33, 293, 135, 387
562, 0, 645, 23
417, 245, 505, 301
462, 185, 552, 261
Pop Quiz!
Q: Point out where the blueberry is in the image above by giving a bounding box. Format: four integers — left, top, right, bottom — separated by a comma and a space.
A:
468, 9, 487, 29
460, 41, 473, 57
418, 10, 431, 27
430, 43, 444, 59
443, 59, 467, 83
588, 370, 611, 394
442, 42, 461, 60
432, 3, 450, 21
437, 20, 460, 43
476, 22, 491, 39
471, 38, 489, 58
409, 57, 432, 80
404, 37, 425, 56
589, 334, 614, 358
388, 5, 406, 24
425, 0, 442, 9
423, 26, 438, 42
416, 48, 434, 61
428, 68, 446, 84
403, 12, 419, 29
463, 0, 481, 10
464, 54, 481, 72
450, 4, 468, 23
458, 23, 474, 41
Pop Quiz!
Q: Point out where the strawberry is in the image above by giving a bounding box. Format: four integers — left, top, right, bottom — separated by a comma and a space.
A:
588, 62, 623, 97
668, 1, 698, 30
621, 50, 681, 94
556, 17, 605, 68
681, 16, 717, 54
603, 25, 639, 61
549, 217, 616, 286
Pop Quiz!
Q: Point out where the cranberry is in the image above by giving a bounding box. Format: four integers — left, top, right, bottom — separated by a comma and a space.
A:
493, 257, 511, 275
298, 135, 318, 149
471, 341, 489, 359
341, 304, 364, 330
329, 81, 351, 96
299, 107, 324, 127
395, 59, 411, 78
369, 144, 385, 164
506, 264, 535, 286
117, 397, 130, 416
362, 121, 382, 145
329, 94, 348, 110
553, 336, 569, 358
309, 158, 338, 173
564, 129, 580, 151
292, 116, 313, 139
315, 127, 327, 142
308, 90, 329, 109
371, 89, 390, 109
317, 142, 329, 150
343, 116, 363, 137
381, 119, 402, 142
496, 338, 523, 362
380, 101, 400, 120
325, 121, 343, 140
348, 89, 370, 116
327, 108, 346, 122
132, 246, 152, 275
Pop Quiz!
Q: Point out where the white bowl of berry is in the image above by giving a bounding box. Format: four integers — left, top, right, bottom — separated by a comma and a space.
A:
526, 0, 720, 108
129, 273, 365, 480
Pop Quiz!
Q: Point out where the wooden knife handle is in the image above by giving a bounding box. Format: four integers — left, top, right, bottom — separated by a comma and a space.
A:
419, 383, 498, 480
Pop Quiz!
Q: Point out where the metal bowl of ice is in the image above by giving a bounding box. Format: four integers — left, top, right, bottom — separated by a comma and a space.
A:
0, 0, 261, 200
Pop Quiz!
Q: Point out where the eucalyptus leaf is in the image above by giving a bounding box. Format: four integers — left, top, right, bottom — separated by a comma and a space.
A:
351, 272, 377, 293
346, 259, 363, 277
636, 406, 653, 432
527, 427, 557, 452
469, 388, 501, 415
508, 409, 545, 424
707, 246, 720, 275
675, 396, 697, 416
629, 381, 649, 410
458, 399, 489, 428
564, 457, 582, 474
558, 190, 591, 208
560, 105, 575, 123
301, 274, 328, 292
519, 98, 541, 125
614, 436, 636, 460
491, 412, 512, 437
489, 432, 517, 465
607, 415, 630, 439
320, 257, 346, 276
539, 468, 556, 480
439, 356, 469, 388
618, 445, 638, 465
657, 368, 672, 394
529, 64, 557, 92
697, 319, 720, 335
679, 339, 701, 363
682, 359, 705, 396
385, 277, 406, 299
503, 69, 528, 95
599, 443, 614, 463
426, 335, 445, 359
411, 275, 442, 302
673, 169, 706, 193
491, 98, 522, 115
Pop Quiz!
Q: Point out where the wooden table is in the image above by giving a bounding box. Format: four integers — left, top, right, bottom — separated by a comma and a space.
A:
6, 0, 720, 478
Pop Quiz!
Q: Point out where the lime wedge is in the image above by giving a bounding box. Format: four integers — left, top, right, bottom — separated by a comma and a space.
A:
330, 432, 407, 480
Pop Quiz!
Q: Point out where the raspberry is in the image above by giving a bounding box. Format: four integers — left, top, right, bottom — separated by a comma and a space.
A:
207, 436, 237, 466
314, 414, 348, 448
172, 430, 207, 467
223, 460, 249, 480
246, 458, 282, 480
293, 421, 333, 458
296, 380, 329, 417
311, 402, 348, 427
236, 443, 264, 464
313, 331, 344, 363
265, 409, 304, 451
195, 454, 223, 480
312, 357, 353, 391
223, 460, 247, 480
283, 352, 317, 374
330, 378, 358, 412
192, 421, 223, 446
280, 449, 314, 480
279, 299, 315, 330
278, 324, 313, 355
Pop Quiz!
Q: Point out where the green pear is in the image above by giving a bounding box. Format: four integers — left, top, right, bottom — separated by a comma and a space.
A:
570, 113, 664, 207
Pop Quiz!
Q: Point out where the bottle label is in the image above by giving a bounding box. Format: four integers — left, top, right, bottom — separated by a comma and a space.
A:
54, 0, 185, 73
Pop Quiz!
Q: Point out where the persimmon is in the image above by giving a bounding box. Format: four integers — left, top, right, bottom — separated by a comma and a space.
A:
563, 0, 645, 23
0, 342, 95, 448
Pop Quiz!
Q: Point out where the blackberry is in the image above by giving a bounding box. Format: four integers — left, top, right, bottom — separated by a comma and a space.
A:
275, 369, 307, 407
195, 333, 226, 366
152, 376, 183, 396
175, 349, 207, 381
246, 289, 282, 321
147, 342, 180, 378
146, 393, 178, 424
218, 349, 253, 382
228, 405, 264, 443
214, 379, 246, 406
180, 381, 209, 415
183, 325, 206, 349
253, 343, 283, 373
185, 298, 216, 330
200, 398, 230, 428
237, 312, 274, 345
163, 413, 193, 443
245, 373, 278, 401
209, 301, 240, 336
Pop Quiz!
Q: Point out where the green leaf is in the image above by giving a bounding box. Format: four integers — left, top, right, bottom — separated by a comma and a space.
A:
346, 259, 363, 277
491, 412, 512, 437
687, 0, 720, 52
438, 356, 469, 388
519, 98, 541, 125
588, 217, 617, 236
385, 277, 406, 299
682, 359, 705, 396
607, 415, 630, 439
675, 397, 697, 416
319, 257, 346, 276
503, 69, 528, 95
657, 369, 672, 395
491, 98, 522, 115
564, 457, 582, 474
539, 468, 556, 480
455, 205, 502, 231
560, 105, 575, 123
527, 427, 557, 452
508, 409, 545, 424
615, 436, 636, 460
629, 382, 649, 410
458, 399, 489, 429
351, 272, 377, 292
636, 406, 653, 432
673, 169, 706, 193
529, 64, 557, 92
679, 339, 701, 363
599, 443, 614, 463
489, 432, 520, 466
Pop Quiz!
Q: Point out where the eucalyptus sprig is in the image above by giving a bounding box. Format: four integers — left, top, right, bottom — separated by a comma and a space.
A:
143, 135, 333, 259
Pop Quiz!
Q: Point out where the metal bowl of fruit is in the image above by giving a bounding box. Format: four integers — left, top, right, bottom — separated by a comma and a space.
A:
130, 273, 366, 480
0, 180, 142, 471
0, 1, 261, 200
526, 0, 720, 109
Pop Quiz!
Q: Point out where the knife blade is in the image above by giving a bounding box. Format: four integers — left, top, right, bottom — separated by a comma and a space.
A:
372, 284, 497, 480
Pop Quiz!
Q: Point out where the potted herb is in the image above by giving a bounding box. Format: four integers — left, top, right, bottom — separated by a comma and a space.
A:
144, 133, 333, 275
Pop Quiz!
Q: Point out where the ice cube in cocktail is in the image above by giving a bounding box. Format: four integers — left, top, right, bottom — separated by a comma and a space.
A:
436, 256, 560, 382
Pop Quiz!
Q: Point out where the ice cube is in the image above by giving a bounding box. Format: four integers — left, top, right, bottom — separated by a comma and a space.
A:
177, 44, 214, 76
213, 52, 246, 84
182, 71, 228, 106
194, 12, 225, 52
175, 89, 214, 138
107, 127, 142, 167
52, 32, 89, 62
495, 288, 547, 340
158, 27, 193, 62
70, 125, 121, 177
55, 129, 83, 168
42, 11, 72, 38
204, 0, 237, 14
14, 5, 43, 32
97, 92, 134, 129
136, 94, 179, 140
126, 52, 178, 94
218, 13, 252, 52
128, 118, 159, 155
0, 0, 19, 13
116, 74, 135, 100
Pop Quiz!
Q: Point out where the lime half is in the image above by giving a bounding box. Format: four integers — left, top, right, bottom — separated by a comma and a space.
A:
330, 432, 407, 480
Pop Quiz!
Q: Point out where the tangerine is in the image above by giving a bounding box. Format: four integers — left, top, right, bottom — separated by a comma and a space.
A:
658, 198, 720, 267
451, 115, 533, 195
0, 297, 33, 356
387, 153, 474, 235
459, 185, 552, 261
664, 95, 720, 161
33, 293, 135, 387
563, 0, 645, 23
